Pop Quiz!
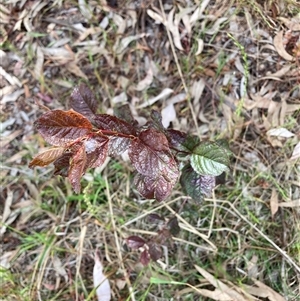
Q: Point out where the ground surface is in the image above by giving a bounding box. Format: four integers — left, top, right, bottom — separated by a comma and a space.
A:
1, 0, 300, 300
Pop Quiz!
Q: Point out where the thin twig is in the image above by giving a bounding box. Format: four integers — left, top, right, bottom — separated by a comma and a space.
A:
212, 199, 300, 274
163, 202, 217, 252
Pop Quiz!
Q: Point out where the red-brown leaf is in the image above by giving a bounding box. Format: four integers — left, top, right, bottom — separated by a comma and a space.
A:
139, 128, 169, 151
70, 84, 98, 119
53, 151, 72, 177
133, 173, 176, 202
84, 135, 109, 168
108, 137, 131, 156
148, 241, 162, 261
140, 249, 150, 266
94, 114, 136, 135
126, 236, 146, 249
129, 129, 177, 178
35, 110, 93, 147
68, 144, 87, 193
29, 147, 64, 168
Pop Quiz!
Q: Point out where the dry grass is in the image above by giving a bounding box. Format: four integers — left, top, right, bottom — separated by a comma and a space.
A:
1, 0, 300, 300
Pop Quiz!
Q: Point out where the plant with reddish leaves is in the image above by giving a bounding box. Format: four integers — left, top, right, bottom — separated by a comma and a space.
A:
126, 215, 180, 266
29, 84, 231, 264
30, 84, 231, 202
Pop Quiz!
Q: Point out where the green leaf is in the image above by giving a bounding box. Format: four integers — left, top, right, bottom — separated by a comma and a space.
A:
182, 135, 200, 152
150, 277, 181, 285
190, 141, 230, 176
180, 164, 216, 201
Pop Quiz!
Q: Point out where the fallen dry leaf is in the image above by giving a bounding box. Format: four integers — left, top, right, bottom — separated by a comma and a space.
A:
206, 17, 228, 35
273, 31, 294, 61
1, 190, 13, 225
270, 189, 279, 218
93, 251, 111, 301
267, 128, 295, 138
135, 68, 153, 91
194, 265, 250, 301
278, 199, 300, 208
278, 17, 300, 31
195, 38, 204, 55
0, 66, 22, 87
137, 88, 173, 108
290, 142, 300, 161
147, 8, 184, 51
246, 279, 286, 301
53, 256, 68, 282
1, 130, 23, 148
66, 61, 88, 80
34, 45, 44, 79
1, 88, 24, 104
112, 92, 128, 104
114, 33, 147, 55
161, 103, 176, 128
196, 288, 233, 301
78, 0, 92, 20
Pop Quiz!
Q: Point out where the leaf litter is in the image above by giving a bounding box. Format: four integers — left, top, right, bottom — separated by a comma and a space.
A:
1, 0, 300, 300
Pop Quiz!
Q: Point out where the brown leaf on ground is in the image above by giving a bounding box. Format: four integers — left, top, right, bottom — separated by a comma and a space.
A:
270, 188, 279, 217
244, 279, 286, 301
290, 142, 300, 161
194, 265, 252, 301
273, 31, 294, 61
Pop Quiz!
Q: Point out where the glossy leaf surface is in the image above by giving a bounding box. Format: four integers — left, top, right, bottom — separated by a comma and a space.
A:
70, 84, 98, 120
35, 110, 92, 146
190, 141, 230, 176
129, 129, 177, 178
29, 147, 64, 167
94, 114, 136, 135
53, 151, 72, 177
166, 129, 188, 152
180, 164, 216, 201
126, 236, 146, 249
84, 135, 109, 168
133, 172, 176, 202
30, 85, 230, 201
68, 143, 87, 193
108, 137, 131, 156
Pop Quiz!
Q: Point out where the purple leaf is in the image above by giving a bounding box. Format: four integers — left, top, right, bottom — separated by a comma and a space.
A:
84, 135, 109, 168
148, 241, 162, 261
166, 217, 180, 236
107, 137, 131, 156
68, 143, 87, 193
133, 172, 176, 202
140, 249, 150, 266
180, 164, 216, 201
147, 214, 165, 224
53, 151, 73, 177
70, 84, 98, 120
94, 114, 136, 135
126, 236, 146, 249
166, 129, 188, 151
129, 129, 178, 179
